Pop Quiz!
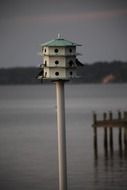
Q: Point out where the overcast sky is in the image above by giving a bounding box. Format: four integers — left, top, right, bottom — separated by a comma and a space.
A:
0, 0, 127, 67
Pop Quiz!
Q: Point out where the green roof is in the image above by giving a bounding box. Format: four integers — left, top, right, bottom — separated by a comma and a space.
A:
41, 38, 81, 47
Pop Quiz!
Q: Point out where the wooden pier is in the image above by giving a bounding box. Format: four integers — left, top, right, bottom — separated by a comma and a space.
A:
92, 111, 127, 156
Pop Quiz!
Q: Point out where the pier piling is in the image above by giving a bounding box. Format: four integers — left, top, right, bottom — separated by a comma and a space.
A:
103, 113, 108, 151
118, 111, 122, 149
109, 112, 113, 151
124, 112, 127, 149
93, 113, 98, 158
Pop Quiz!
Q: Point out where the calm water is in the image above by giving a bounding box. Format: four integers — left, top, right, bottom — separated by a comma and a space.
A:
0, 84, 127, 190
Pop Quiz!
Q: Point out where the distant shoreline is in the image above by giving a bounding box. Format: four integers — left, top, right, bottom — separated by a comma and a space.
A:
0, 61, 127, 85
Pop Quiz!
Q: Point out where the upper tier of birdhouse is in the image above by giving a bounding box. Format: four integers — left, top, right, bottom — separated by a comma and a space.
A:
39, 34, 81, 80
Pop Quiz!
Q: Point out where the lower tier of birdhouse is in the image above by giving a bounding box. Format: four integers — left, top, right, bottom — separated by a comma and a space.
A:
43, 67, 77, 79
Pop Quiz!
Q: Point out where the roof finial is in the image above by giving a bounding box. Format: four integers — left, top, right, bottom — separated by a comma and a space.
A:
57, 33, 61, 39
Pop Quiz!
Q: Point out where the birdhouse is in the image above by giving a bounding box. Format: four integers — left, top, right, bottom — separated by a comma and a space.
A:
38, 34, 81, 80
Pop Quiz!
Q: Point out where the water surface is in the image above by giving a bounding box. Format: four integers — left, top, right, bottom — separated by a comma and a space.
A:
0, 84, 127, 190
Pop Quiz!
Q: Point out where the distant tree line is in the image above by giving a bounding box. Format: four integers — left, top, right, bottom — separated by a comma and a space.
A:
0, 67, 39, 85
77, 60, 127, 83
0, 61, 127, 85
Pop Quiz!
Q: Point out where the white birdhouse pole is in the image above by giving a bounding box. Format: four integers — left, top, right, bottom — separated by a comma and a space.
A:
37, 35, 81, 190
56, 80, 67, 190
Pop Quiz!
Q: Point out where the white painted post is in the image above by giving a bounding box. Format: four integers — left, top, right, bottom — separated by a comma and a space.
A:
56, 80, 67, 190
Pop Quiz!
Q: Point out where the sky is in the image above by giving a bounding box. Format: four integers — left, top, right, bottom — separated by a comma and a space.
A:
0, 0, 127, 67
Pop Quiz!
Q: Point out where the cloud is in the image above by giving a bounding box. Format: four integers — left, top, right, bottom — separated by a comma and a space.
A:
1, 8, 127, 24
14, 8, 127, 23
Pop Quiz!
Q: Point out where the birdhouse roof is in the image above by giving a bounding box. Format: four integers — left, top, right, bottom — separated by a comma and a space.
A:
41, 37, 81, 47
